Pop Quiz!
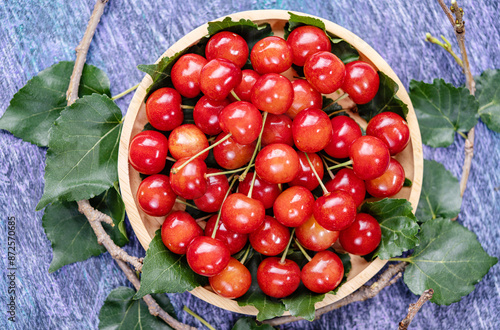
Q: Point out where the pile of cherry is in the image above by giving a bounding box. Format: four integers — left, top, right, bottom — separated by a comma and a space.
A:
129, 25, 410, 300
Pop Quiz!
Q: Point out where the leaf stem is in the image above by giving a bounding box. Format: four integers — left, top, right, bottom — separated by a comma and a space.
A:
211, 176, 238, 239
425, 33, 464, 68
111, 83, 140, 101
327, 159, 353, 171
390, 257, 411, 262
175, 199, 199, 210
183, 306, 216, 330
240, 111, 268, 181
458, 131, 468, 139
280, 228, 295, 264
304, 152, 328, 195
294, 239, 312, 262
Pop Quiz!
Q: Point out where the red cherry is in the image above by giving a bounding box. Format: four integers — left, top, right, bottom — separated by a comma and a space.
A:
161, 211, 203, 255
204, 214, 248, 255
250, 73, 294, 115
255, 143, 299, 184
193, 169, 229, 213
232, 70, 260, 102
193, 96, 230, 135
296, 215, 339, 251
366, 112, 410, 155
209, 257, 252, 299
186, 236, 231, 276
342, 61, 379, 104
213, 133, 256, 170
238, 172, 281, 209
286, 79, 322, 119
249, 216, 290, 256
349, 136, 391, 180
200, 58, 242, 101
289, 151, 324, 191
257, 257, 301, 298
168, 124, 209, 161
137, 174, 177, 217
169, 157, 207, 199
292, 107, 333, 153
313, 191, 357, 231
304, 51, 345, 94
287, 26, 332, 66
325, 168, 366, 208
273, 186, 314, 227
250, 36, 293, 74
339, 213, 381, 255
205, 31, 249, 68
171, 53, 207, 98
219, 101, 263, 145
324, 115, 362, 159
301, 250, 344, 293
129, 130, 168, 175
220, 193, 265, 234
365, 158, 405, 198
261, 114, 293, 147
145, 87, 183, 131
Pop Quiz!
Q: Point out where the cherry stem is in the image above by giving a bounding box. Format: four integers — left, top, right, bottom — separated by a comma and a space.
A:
195, 214, 214, 222
280, 228, 296, 264
294, 239, 312, 262
172, 133, 232, 174
240, 111, 268, 181
180, 104, 194, 110
175, 199, 199, 210
328, 109, 347, 117
327, 159, 353, 171
183, 306, 216, 330
111, 83, 140, 101
239, 244, 252, 265
204, 163, 254, 178
334, 93, 349, 103
321, 155, 335, 180
304, 152, 329, 195
246, 171, 258, 198
230, 89, 241, 101
211, 176, 238, 239
166, 156, 176, 162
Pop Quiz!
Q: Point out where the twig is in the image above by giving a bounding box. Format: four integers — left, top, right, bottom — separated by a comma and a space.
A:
263, 262, 407, 326
398, 289, 434, 330
436, 0, 454, 26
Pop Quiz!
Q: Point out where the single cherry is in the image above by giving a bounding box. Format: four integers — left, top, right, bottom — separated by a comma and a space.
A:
232, 70, 260, 102
168, 124, 209, 161
324, 115, 362, 159
339, 213, 382, 255
286, 79, 322, 119
193, 169, 229, 213
365, 158, 405, 198
342, 61, 379, 104
161, 211, 203, 255
250, 36, 293, 74
273, 186, 314, 227
219, 101, 263, 145
296, 215, 339, 251
325, 168, 366, 207
304, 51, 345, 94
238, 172, 281, 209
186, 236, 231, 276
261, 114, 293, 147
146, 87, 183, 131
129, 130, 168, 175
209, 257, 252, 299
205, 31, 249, 68
255, 143, 299, 184
257, 257, 301, 298
137, 174, 177, 217
292, 107, 333, 153
289, 151, 324, 191
220, 193, 265, 234
169, 157, 207, 199
171, 53, 207, 98
200, 58, 242, 101
301, 250, 344, 293
366, 112, 410, 155
313, 190, 357, 231
213, 132, 256, 170
204, 215, 248, 255
349, 135, 391, 180
251, 73, 294, 115
287, 25, 332, 66
193, 96, 230, 135
249, 216, 290, 256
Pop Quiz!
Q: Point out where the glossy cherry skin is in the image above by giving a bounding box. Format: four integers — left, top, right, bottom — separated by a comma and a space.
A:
261, 114, 293, 147
304, 51, 345, 94
129, 130, 168, 175
289, 151, 324, 191
193, 96, 230, 135
325, 168, 366, 208
205, 31, 249, 68
204, 215, 248, 255
365, 158, 405, 198
168, 124, 209, 161
221, 193, 266, 234
257, 257, 301, 298
313, 190, 357, 231
232, 70, 260, 102
324, 115, 362, 159
292, 107, 333, 153
171, 53, 207, 98
251, 73, 294, 115
273, 186, 314, 227
339, 213, 382, 255
296, 215, 339, 251
213, 132, 256, 170
146, 87, 183, 131
249, 216, 290, 256
366, 112, 410, 155
219, 101, 263, 145
255, 143, 299, 184
238, 172, 281, 209
161, 211, 203, 255
209, 257, 252, 299
349, 135, 391, 180
301, 250, 344, 293
250, 36, 293, 74
186, 236, 231, 276
286, 79, 322, 119
193, 169, 229, 213
200, 58, 242, 101
342, 61, 379, 104
287, 25, 332, 66
137, 174, 177, 217
169, 157, 207, 199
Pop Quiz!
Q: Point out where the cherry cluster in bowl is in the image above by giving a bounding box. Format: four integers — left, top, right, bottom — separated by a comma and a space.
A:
129, 25, 411, 299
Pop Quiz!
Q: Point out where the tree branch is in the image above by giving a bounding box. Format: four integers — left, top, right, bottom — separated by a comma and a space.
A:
398, 289, 434, 330
436, 0, 455, 26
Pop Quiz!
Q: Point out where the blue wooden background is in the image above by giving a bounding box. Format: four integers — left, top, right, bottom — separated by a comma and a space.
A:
1, 0, 499, 329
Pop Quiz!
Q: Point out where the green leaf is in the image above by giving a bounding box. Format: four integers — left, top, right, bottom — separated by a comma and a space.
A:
404, 178, 412, 187
99, 287, 176, 330
42, 186, 128, 272
331, 252, 352, 294
321, 96, 344, 116
135, 230, 206, 299
403, 218, 497, 305
361, 198, 419, 260
330, 41, 360, 64
36, 94, 122, 210
416, 160, 461, 223
207, 17, 273, 51
358, 72, 408, 122
281, 288, 324, 322
475, 69, 500, 132
232, 317, 275, 330
409, 79, 479, 147
0, 61, 110, 147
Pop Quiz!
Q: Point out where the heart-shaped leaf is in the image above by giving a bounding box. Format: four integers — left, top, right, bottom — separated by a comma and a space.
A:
475, 69, 500, 132
231, 317, 275, 330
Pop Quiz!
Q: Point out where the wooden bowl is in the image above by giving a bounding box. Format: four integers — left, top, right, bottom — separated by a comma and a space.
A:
118, 10, 423, 316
